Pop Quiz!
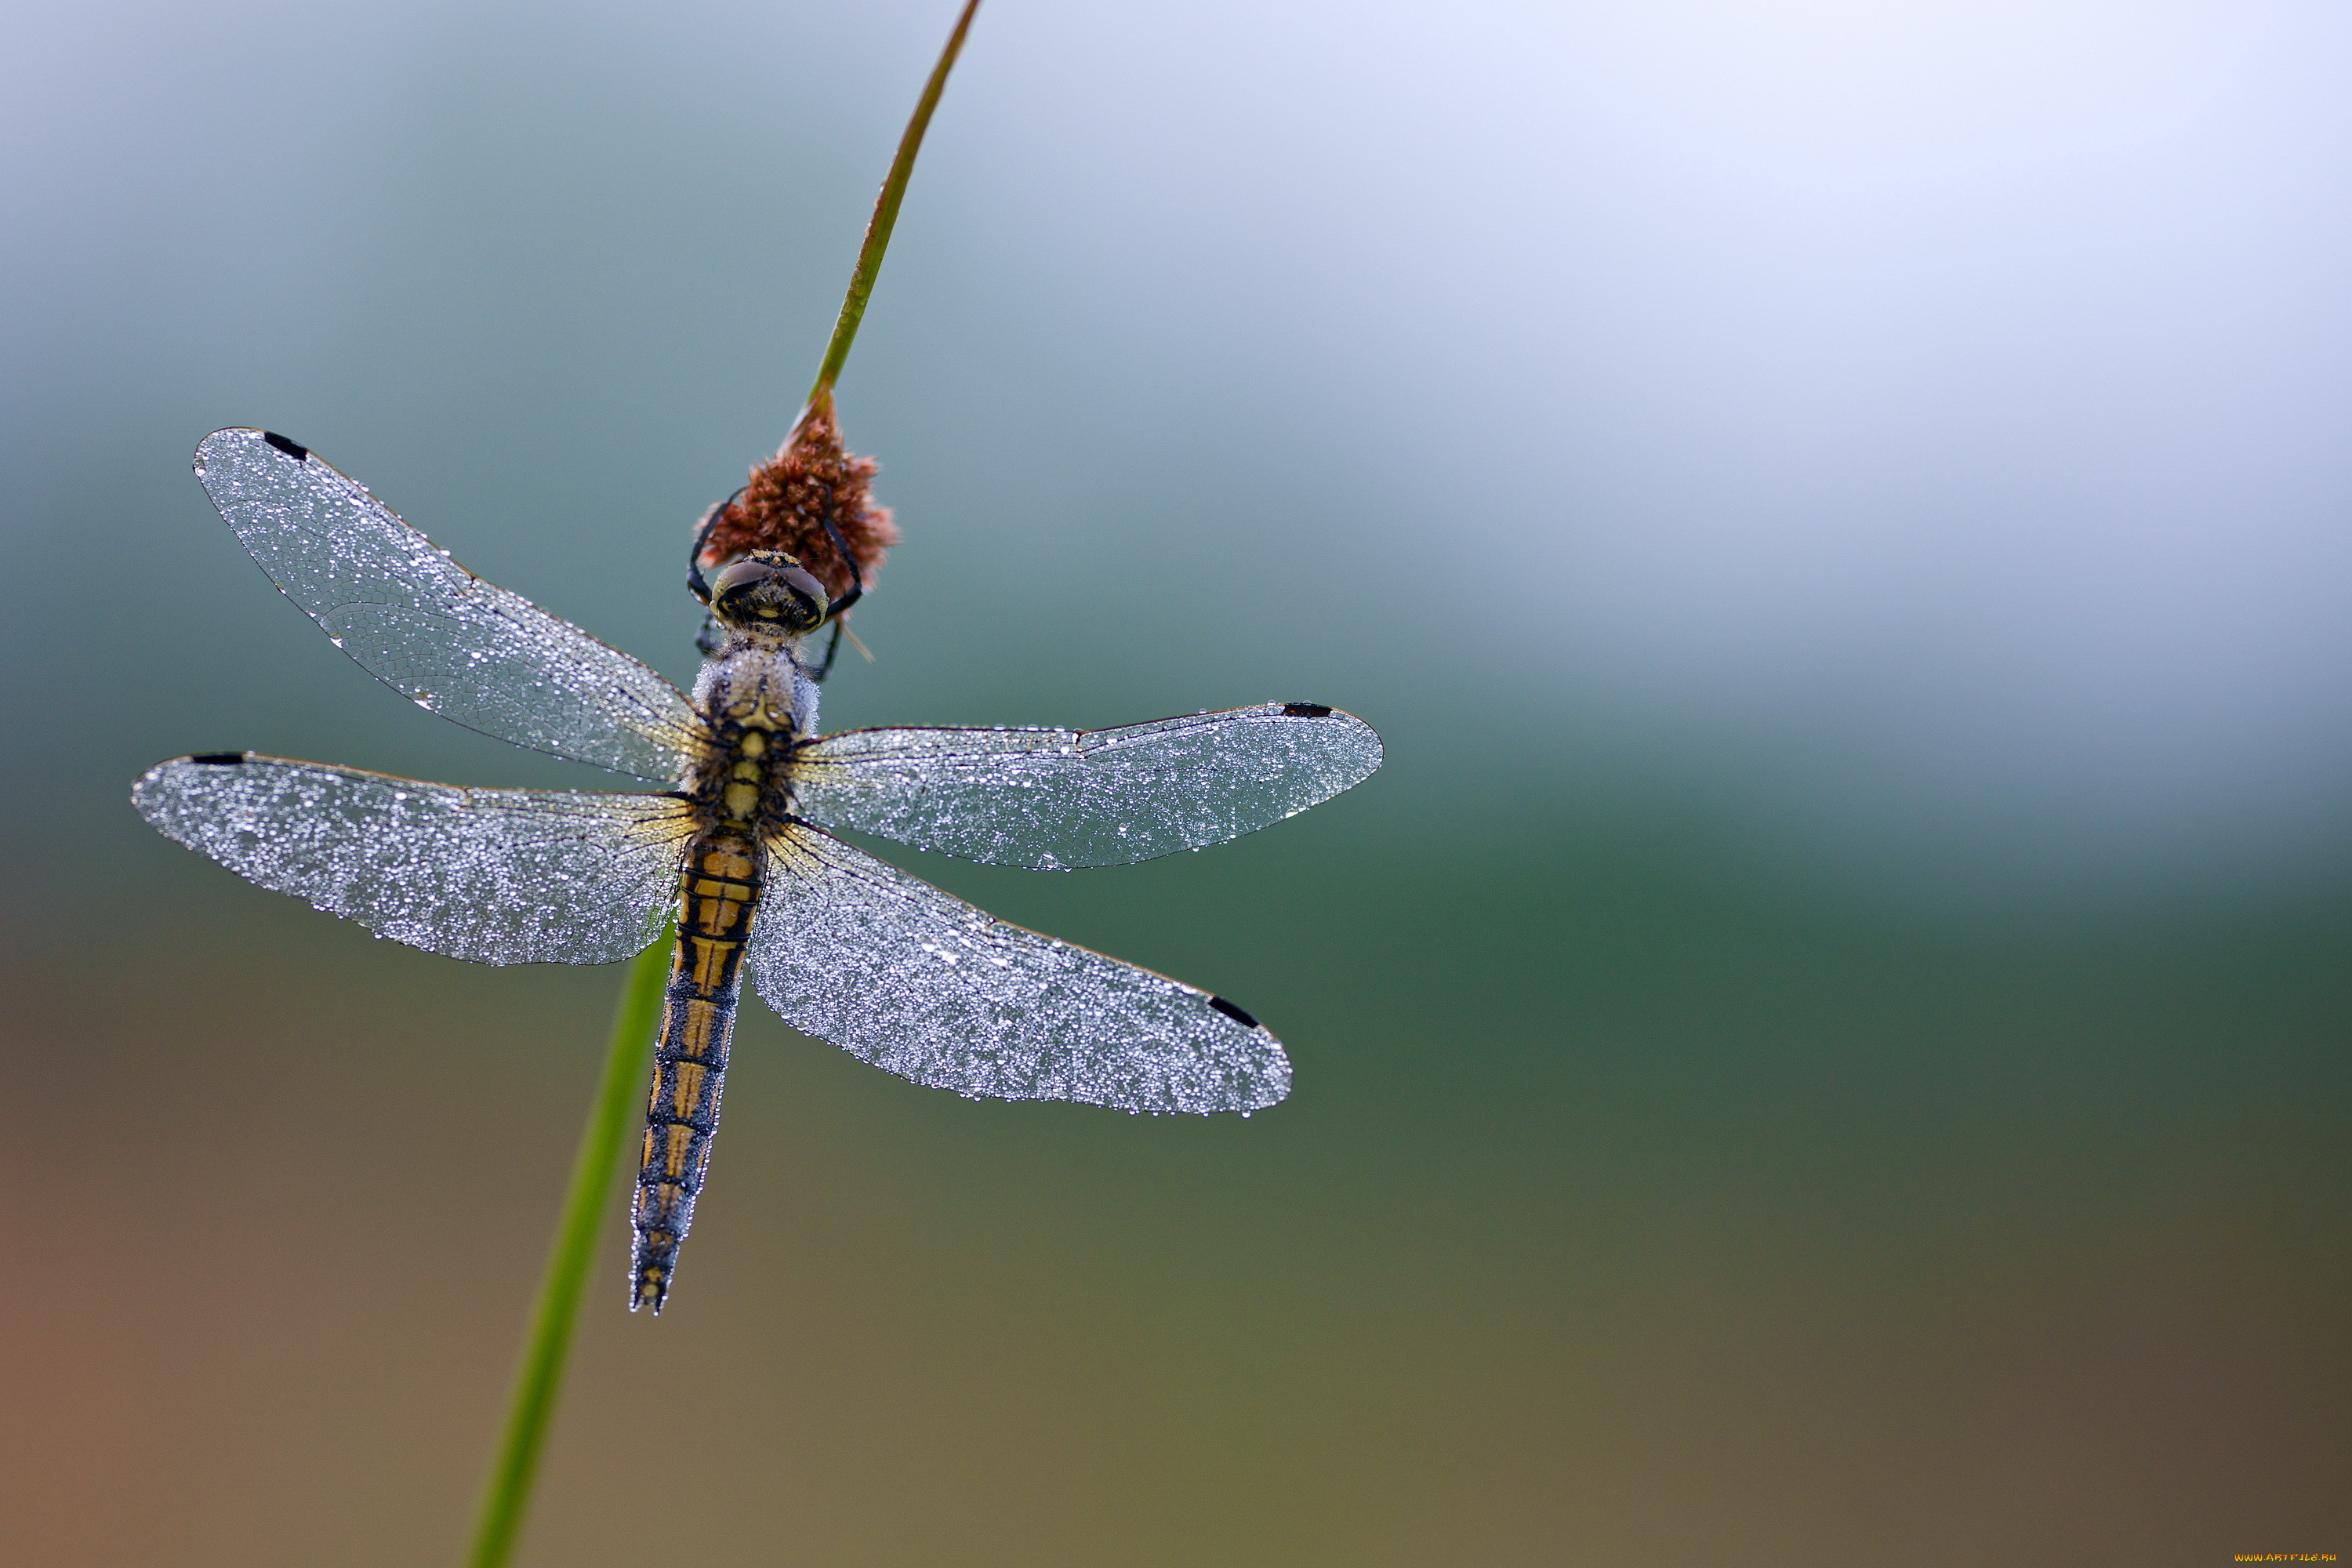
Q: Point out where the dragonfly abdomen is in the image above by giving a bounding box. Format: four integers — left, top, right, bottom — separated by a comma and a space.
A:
630, 826, 763, 1312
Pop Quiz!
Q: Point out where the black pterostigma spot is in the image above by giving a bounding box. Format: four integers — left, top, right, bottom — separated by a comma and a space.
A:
189, 752, 247, 765
1280, 702, 1333, 718
1207, 996, 1259, 1029
261, 431, 309, 462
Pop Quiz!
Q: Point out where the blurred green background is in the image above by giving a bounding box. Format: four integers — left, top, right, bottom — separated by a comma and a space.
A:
3, 2, 2346, 1563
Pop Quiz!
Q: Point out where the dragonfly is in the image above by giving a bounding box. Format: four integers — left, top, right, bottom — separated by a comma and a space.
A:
133, 428, 1381, 1312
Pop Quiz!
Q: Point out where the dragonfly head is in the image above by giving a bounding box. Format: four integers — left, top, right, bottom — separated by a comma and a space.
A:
709, 550, 829, 637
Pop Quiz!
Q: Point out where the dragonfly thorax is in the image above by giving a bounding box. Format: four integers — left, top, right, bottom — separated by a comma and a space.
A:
692, 644, 818, 751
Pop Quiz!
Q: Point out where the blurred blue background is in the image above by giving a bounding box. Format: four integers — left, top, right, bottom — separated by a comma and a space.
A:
2, 2, 2345, 1563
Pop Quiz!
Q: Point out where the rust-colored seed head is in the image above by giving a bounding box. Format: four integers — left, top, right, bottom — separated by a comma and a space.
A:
695, 401, 898, 606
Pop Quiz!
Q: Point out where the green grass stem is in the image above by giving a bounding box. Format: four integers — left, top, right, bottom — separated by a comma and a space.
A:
463, 936, 668, 1568
461, 8, 985, 1562
803, 0, 982, 415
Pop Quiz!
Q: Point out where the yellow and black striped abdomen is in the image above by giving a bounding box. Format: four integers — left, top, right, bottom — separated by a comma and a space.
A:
630, 827, 762, 1312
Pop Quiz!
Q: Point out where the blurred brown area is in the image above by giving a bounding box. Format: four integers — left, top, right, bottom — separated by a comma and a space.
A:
5, 839, 2344, 1566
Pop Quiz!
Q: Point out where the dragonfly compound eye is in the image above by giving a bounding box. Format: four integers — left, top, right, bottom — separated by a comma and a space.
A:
710, 552, 829, 633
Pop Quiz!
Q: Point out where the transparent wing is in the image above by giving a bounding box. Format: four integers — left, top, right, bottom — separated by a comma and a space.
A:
789, 702, 1382, 869
748, 823, 1289, 1112
133, 753, 694, 965
193, 428, 707, 782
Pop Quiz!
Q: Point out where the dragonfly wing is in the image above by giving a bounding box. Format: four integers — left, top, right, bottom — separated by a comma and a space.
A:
193, 428, 706, 782
747, 822, 1289, 1112
789, 702, 1381, 868
133, 753, 694, 965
